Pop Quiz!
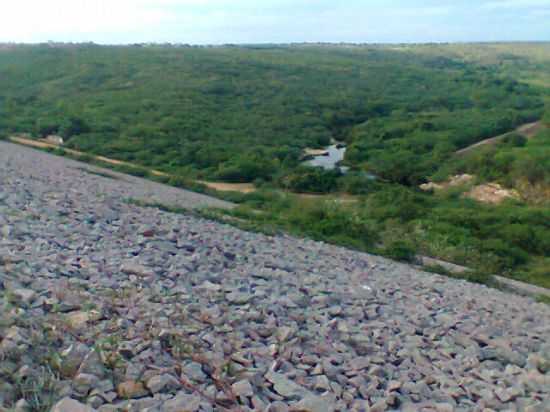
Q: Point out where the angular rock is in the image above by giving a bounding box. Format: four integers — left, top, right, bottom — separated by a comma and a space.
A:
120, 262, 154, 277
117, 381, 149, 399
50, 397, 96, 412
8, 288, 36, 307
145, 374, 181, 394
59, 343, 90, 378
77, 350, 105, 378
232, 379, 254, 397
289, 394, 336, 412
266, 372, 307, 399
162, 393, 201, 412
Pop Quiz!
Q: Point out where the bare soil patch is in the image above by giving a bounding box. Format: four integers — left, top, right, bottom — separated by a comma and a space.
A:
198, 181, 256, 194
420, 174, 475, 191
465, 183, 521, 204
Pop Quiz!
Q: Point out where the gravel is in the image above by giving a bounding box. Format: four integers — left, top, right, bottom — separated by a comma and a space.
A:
1, 141, 549, 411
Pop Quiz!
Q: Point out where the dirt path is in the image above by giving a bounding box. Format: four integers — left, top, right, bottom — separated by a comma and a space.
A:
9, 136, 171, 174
455, 121, 544, 156
9, 136, 263, 196
197, 181, 256, 194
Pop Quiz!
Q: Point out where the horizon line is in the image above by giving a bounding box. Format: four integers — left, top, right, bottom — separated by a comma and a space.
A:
2, 40, 550, 47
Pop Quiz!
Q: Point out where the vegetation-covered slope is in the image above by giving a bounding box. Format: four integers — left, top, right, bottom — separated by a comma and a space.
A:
0, 44, 544, 184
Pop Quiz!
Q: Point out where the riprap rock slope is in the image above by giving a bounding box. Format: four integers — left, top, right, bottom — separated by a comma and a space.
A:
1, 142, 549, 411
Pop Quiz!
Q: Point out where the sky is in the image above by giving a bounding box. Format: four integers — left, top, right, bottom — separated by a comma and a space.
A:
1, 0, 550, 44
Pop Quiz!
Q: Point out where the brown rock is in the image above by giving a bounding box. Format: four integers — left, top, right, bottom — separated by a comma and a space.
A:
117, 381, 149, 399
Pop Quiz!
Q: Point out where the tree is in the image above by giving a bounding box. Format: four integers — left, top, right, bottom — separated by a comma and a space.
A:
59, 116, 90, 139
35, 118, 61, 137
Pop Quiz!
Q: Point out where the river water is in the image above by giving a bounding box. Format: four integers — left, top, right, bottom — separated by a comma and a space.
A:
304, 144, 348, 172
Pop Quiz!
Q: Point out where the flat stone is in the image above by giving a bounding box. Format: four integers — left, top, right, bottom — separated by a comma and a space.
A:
66, 311, 90, 329
50, 397, 96, 412
73, 373, 100, 396
182, 362, 206, 383
226, 291, 251, 304
198, 281, 222, 292
289, 394, 336, 412
120, 262, 154, 277
117, 381, 149, 399
266, 372, 307, 399
162, 393, 201, 412
9, 288, 36, 307
495, 387, 517, 403
232, 379, 254, 397
145, 374, 181, 394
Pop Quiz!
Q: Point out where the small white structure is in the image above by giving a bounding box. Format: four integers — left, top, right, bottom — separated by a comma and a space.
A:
45, 135, 64, 145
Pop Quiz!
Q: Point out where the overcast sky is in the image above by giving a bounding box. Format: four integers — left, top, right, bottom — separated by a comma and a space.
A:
1, 0, 550, 44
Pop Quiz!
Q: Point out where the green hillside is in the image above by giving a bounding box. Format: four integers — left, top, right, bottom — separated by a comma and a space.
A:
0, 44, 544, 184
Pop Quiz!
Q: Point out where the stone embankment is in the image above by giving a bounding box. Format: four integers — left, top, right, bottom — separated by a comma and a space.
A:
1, 142, 549, 411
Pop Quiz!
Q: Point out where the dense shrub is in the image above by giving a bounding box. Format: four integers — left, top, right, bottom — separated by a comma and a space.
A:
280, 168, 342, 193
383, 240, 416, 262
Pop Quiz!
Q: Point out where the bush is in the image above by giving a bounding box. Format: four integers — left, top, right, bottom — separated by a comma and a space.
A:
152, 174, 171, 184
481, 238, 529, 268
367, 186, 430, 222
59, 116, 90, 138
501, 133, 527, 148
340, 173, 378, 195
515, 155, 550, 184
168, 176, 191, 188
280, 168, 341, 193
215, 155, 277, 183
114, 164, 148, 177
77, 153, 94, 163
52, 148, 66, 156
460, 270, 494, 285
35, 118, 61, 137
383, 240, 416, 262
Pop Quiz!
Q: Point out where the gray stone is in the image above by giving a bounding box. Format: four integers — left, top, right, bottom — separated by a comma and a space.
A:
226, 291, 251, 304
182, 362, 207, 383
50, 397, 96, 412
9, 288, 36, 307
145, 374, 181, 394
120, 262, 154, 277
162, 393, 201, 412
73, 373, 101, 396
59, 343, 90, 378
232, 379, 254, 397
289, 394, 336, 412
77, 350, 105, 378
266, 372, 307, 399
